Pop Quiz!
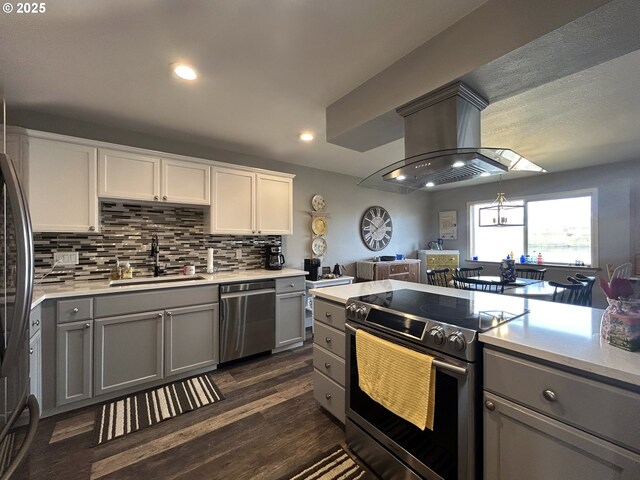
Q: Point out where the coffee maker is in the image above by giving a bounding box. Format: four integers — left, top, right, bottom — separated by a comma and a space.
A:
266, 245, 285, 270
304, 258, 321, 281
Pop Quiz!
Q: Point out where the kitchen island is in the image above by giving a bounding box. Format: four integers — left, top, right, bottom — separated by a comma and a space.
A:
309, 279, 640, 479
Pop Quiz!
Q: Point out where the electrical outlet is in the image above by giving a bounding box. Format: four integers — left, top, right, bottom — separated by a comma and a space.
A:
235, 249, 243, 259
53, 252, 79, 266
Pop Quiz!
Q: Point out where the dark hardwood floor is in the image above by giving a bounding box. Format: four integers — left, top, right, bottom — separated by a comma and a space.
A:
15, 340, 350, 479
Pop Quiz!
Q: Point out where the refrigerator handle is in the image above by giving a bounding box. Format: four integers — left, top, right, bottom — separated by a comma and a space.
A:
0, 154, 34, 378
0, 394, 39, 480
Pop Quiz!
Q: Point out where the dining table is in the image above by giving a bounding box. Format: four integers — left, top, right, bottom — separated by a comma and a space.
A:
475, 276, 562, 300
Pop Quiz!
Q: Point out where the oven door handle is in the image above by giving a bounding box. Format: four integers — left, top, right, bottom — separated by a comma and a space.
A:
345, 323, 468, 376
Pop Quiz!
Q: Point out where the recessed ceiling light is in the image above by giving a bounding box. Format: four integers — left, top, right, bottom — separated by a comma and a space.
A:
452, 161, 465, 168
480, 172, 491, 177
299, 132, 314, 142
397, 175, 406, 181
425, 182, 435, 187
173, 64, 197, 81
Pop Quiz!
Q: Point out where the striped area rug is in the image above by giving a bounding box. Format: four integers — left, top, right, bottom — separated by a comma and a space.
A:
93, 373, 224, 445
282, 445, 368, 480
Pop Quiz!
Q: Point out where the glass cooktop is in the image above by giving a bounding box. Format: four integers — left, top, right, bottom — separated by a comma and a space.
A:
352, 289, 528, 333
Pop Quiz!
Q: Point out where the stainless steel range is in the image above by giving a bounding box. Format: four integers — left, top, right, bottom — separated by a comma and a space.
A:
344, 289, 527, 480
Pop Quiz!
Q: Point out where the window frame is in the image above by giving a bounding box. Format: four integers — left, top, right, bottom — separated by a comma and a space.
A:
467, 188, 598, 266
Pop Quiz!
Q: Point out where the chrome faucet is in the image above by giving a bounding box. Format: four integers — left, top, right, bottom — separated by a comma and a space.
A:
150, 234, 163, 277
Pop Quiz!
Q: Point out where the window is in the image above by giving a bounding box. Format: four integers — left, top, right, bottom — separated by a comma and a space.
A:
469, 190, 596, 265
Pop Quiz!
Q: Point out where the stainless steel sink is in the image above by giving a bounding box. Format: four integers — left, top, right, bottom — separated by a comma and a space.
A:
109, 274, 207, 287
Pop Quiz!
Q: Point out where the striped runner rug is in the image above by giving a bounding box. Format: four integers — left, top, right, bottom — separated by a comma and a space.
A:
93, 373, 224, 445
281, 445, 369, 480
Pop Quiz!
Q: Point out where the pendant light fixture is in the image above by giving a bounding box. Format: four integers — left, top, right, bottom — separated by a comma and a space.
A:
478, 177, 524, 227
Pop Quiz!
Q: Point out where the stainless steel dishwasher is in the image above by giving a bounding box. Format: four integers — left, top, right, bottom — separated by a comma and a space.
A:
219, 280, 275, 363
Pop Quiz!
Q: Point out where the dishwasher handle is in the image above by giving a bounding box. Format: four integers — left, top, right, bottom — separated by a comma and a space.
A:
220, 280, 276, 294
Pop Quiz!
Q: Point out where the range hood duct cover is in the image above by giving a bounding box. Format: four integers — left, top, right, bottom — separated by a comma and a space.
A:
358, 82, 545, 193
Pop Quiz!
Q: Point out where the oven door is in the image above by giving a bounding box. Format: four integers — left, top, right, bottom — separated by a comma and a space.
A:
345, 322, 479, 480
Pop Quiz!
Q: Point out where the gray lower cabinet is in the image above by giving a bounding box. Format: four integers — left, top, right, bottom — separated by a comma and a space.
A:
29, 329, 42, 407
56, 320, 93, 406
94, 311, 164, 396
483, 348, 640, 479
165, 304, 219, 377
275, 291, 306, 349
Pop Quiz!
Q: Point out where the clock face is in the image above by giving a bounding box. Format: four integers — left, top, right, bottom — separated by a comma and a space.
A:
361, 206, 393, 251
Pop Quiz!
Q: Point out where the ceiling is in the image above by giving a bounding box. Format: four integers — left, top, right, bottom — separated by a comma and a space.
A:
0, 0, 638, 183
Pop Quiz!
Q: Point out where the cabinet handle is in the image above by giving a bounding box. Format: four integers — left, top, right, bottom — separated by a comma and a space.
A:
258, 230, 261, 234
29, 348, 34, 355
154, 195, 159, 200
485, 400, 495, 411
72, 308, 79, 313
32, 319, 40, 327
252, 230, 255, 234
163, 195, 168, 201
157, 313, 163, 318
324, 362, 331, 369
542, 389, 557, 402
325, 312, 332, 318
166, 311, 172, 317
89, 226, 95, 231
325, 337, 332, 343
84, 323, 90, 328
325, 393, 332, 400
289, 283, 295, 287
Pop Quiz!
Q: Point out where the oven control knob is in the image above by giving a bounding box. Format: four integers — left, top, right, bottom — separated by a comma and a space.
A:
448, 332, 467, 352
356, 307, 367, 320
346, 303, 358, 316
429, 327, 445, 345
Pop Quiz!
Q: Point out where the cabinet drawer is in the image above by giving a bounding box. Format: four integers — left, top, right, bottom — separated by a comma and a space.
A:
313, 345, 345, 386
313, 369, 345, 424
314, 322, 345, 359
390, 263, 409, 274
275, 276, 305, 293
313, 298, 345, 330
30, 304, 42, 336
484, 349, 640, 453
94, 285, 218, 318
57, 298, 93, 323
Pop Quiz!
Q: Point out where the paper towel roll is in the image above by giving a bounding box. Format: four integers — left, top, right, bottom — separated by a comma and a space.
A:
207, 248, 214, 273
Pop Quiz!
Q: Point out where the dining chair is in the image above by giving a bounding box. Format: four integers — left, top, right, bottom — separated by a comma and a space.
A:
452, 276, 505, 294
570, 273, 596, 307
610, 262, 632, 280
515, 268, 547, 280
455, 266, 484, 278
548, 281, 588, 305
426, 268, 450, 287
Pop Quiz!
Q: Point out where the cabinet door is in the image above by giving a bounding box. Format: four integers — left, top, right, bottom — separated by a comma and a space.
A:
26, 138, 98, 232
275, 291, 306, 348
256, 174, 293, 235
165, 304, 218, 377
484, 392, 640, 480
98, 148, 160, 201
161, 159, 210, 205
29, 329, 42, 408
94, 311, 164, 396
56, 320, 92, 406
209, 167, 255, 234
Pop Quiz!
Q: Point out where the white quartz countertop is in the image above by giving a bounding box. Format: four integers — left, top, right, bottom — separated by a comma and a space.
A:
310, 280, 640, 388
32, 268, 307, 307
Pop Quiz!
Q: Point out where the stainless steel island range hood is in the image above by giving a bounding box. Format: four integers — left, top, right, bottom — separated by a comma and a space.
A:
358, 82, 546, 193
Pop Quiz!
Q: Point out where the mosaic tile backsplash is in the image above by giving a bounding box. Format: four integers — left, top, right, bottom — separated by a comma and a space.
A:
34, 202, 281, 284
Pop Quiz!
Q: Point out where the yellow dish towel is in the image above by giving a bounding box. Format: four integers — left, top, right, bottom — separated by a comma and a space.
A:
356, 329, 436, 431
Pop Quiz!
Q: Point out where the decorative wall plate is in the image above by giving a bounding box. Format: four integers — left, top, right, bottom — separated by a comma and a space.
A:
311, 216, 328, 235
311, 194, 326, 212
311, 237, 328, 256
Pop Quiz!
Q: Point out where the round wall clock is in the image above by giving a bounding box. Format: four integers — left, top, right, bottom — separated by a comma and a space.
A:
361, 206, 393, 251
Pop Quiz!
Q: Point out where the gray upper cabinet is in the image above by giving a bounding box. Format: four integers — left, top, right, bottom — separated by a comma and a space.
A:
94, 311, 164, 396
483, 348, 640, 479
56, 320, 93, 406
165, 304, 219, 377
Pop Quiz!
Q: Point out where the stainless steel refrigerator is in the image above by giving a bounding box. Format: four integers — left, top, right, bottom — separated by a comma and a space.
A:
0, 149, 39, 477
